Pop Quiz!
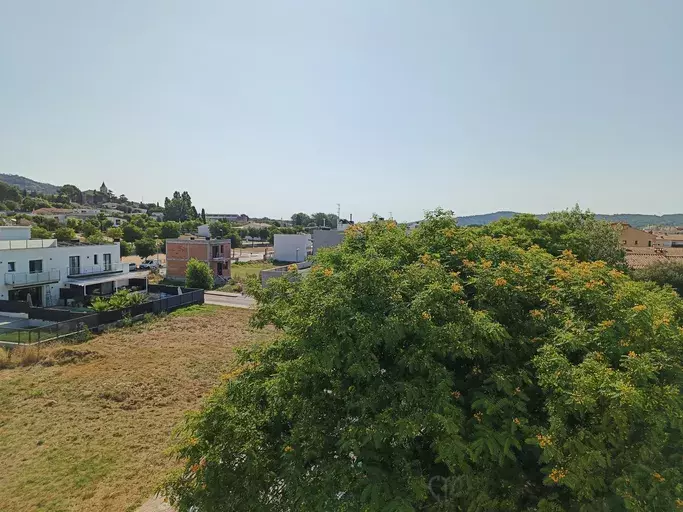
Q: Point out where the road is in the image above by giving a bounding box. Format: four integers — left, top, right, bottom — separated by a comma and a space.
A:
204, 291, 255, 309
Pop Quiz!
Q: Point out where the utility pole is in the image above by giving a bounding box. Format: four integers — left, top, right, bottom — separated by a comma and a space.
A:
337, 203, 341, 228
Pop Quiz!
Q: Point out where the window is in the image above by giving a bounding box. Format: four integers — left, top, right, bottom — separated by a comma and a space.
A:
7, 262, 15, 272
29, 260, 43, 274
93, 254, 98, 265
634, 240, 638, 245
103, 253, 111, 270
69, 255, 80, 274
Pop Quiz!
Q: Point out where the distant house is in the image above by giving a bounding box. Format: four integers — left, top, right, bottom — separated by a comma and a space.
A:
150, 212, 164, 221
166, 237, 231, 282
205, 213, 249, 224
274, 234, 310, 263
613, 223, 656, 248
625, 247, 683, 269
31, 208, 73, 224
655, 234, 683, 248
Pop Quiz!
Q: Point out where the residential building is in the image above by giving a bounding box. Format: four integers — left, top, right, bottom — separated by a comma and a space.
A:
0, 226, 140, 307
613, 223, 657, 247
31, 207, 73, 224
150, 212, 164, 221
655, 234, 683, 248
205, 213, 249, 224
312, 229, 344, 254
625, 247, 683, 269
274, 234, 310, 262
166, 237, 231, 282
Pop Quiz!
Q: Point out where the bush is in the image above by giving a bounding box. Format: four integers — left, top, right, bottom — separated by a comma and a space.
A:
185, 258, 213, 290
165, 211, 683, 511
91, 289, 147, 311
30, 226, 52, 239
633, 260, 683, 296
54, 227, 76, 242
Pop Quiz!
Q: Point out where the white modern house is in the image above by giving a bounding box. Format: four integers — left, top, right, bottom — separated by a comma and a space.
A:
0, 226, 143, 307
273, 234, 311, 263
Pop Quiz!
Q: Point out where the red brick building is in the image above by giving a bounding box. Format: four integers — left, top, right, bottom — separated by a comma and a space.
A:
166, 237, 231, 281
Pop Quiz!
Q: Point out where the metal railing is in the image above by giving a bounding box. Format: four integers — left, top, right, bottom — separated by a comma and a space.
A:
66, 263, 127, 277
0, 239, 58, 250
4, 270, 61, 286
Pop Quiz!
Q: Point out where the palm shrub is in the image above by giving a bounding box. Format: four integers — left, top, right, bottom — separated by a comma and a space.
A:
165, 210, 683, 511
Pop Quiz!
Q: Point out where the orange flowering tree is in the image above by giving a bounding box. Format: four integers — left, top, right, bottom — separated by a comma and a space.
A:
165, 210, 683, 511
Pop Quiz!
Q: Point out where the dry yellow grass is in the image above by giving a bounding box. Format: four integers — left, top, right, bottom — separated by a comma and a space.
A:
0, 305, 272, 512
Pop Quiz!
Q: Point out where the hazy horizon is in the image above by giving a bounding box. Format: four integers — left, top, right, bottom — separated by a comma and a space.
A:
2, 1, 681, 221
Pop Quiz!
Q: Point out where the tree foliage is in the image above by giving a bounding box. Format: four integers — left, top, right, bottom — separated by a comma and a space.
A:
634, 261, 683, 297
164, 191, 198, 222
185, 258, 213, 290
54, 227, 76, 242
166, 209, 683, 511
135, 238, 159, 259
91, 289, 147, 311
30, 226, 52, 239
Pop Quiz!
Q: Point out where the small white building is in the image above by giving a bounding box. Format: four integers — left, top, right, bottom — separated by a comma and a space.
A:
274, 234, 310, 263
0, 227, 143, 307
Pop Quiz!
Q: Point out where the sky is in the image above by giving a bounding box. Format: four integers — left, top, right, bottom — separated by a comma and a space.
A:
1, 1, 681, 222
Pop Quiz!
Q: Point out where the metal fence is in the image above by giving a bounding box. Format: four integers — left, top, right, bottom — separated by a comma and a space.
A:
0, 288, 205, 345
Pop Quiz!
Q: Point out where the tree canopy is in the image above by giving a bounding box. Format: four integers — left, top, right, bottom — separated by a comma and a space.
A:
165, 209, 683, 511
164, 191, 198, 222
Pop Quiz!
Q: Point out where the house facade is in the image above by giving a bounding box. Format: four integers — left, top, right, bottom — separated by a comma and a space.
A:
613, 223, 657, 247
274, 234, 310, 262
166, 238, 231, 281
0, 227, 139, 307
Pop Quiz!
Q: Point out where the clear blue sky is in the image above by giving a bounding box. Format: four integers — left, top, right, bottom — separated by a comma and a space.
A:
1, 1, 681, 222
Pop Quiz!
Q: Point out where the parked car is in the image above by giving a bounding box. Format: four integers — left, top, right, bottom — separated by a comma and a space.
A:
128, 262, 137, 271
139, 259, 161, 270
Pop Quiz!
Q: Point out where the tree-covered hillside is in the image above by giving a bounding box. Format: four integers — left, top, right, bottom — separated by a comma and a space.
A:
0, 173, 59, 195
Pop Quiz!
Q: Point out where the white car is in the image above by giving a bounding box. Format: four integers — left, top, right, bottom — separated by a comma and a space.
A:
139, 259, 161, 270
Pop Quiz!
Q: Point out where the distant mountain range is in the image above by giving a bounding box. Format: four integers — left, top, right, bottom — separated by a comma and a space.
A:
457, 211, 683, 229
0, 173, 60, 195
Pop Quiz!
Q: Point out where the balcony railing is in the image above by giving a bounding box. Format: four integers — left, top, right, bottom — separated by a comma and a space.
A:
5, 270, 61, 286
67, 263, 128, 278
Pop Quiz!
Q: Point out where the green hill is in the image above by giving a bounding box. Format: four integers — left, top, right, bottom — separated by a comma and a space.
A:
0, 174, 60, 195
456, 211, 683, 228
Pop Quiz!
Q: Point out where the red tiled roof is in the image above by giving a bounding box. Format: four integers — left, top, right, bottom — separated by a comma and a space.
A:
625, 247, 683, 269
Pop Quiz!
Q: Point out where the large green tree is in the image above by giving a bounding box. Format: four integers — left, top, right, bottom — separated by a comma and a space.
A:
185, 258, 213, 289
164, 191, 198, 222
135, 238, 159, 259
165, 210, 683, 511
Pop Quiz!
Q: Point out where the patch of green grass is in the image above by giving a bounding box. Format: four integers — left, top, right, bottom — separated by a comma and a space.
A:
230, 261, 275, 280
168, 304, 221, 318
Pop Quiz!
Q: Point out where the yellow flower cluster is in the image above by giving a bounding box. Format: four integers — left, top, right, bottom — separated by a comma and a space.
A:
494, 277, 508, 287
513, 417, 521, 425
530, 309, 544, 319
549, 468, 567, 483
481, 259, 493, 269
599, 319, 615, 328
421, 311, 432, 320
462, 259, 475, 268
284, 445, 294, 453
653, 472, 665, 482
451, 390, 461, 399
584, 280, 605, 289
451, 282, 463, 293
554, 267, 570, 280
536, 433, 552, 448
323, 268, 334, 277
474, 412, 483, 423
420, 253, 431, 264
632, 304, 647, 312
628, 351, 637, 358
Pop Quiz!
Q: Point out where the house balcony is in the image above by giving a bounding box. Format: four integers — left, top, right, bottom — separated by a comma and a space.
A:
66, 263, 128, 279
5, 270, 61, 287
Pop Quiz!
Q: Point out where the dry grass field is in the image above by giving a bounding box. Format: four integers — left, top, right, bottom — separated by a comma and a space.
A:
0, 305, 273, 512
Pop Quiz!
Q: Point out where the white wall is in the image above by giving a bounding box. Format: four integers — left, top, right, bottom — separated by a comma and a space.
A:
0, 243, 122, 305
0, 226, 31, 241
197, 224, 210, 238
274, 234, 310, 263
